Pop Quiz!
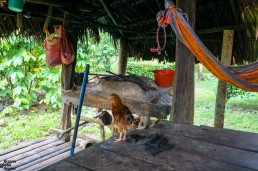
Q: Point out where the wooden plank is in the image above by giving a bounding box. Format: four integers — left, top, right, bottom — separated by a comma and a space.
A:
39, 160, 90, 171
95, 135, 253, 171
0, 137, 59, 161
197, 25, 246, 34
115, 127, 258, 170
152, 122, 258, 152
0, 137, 49, 156
9, 140, 66, 161
10, 142, 72, 169
65, 146, 174, 171
15, 145, 71, 170
170, 0, 196, 124
18, 145, 84, 171
199, 125, 258, 139
62, 91, 170, 118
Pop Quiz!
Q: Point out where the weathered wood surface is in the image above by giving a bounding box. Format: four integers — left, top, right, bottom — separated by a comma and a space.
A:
170, 0, 196, 124
67, 146, 171, 171
41, 121, 258, 171
62, 90, 170, 118
0, 137, 48, 156
152, 122, 258, 152
0, 136, 83, 171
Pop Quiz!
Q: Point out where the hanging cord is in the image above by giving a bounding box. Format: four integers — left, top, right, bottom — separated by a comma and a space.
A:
150, 26, 167, 55
150, 9, 168, 55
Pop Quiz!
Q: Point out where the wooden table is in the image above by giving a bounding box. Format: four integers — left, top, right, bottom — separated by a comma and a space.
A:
41, 121, 258, 171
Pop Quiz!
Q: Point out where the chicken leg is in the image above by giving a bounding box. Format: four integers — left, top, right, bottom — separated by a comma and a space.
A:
114, 132, 123, 142
122, 130, 127, 141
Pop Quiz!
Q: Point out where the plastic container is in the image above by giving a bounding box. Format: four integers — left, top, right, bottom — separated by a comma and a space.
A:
153, 69, 174, 87
8, 0, 25, 12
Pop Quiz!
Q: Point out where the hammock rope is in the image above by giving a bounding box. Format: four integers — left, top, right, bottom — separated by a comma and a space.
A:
153, 0, 258, 92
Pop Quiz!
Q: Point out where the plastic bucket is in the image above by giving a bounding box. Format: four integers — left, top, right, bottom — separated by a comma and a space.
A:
8, 0, 25, 12
153, 69, 174, 87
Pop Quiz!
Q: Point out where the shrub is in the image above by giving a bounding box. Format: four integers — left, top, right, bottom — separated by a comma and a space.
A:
127, 60, 175, 78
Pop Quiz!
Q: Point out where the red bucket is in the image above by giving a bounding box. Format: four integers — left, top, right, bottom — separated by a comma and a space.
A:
153, 69, 174, 87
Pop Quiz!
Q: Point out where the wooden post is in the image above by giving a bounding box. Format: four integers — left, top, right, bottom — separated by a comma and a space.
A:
43, 6, 53, 32
97, 108, 105, 141
170, 0, 196, 124
17, 13, 23, 28
118, 39, 128, 75
214, 30, 234, 128
197, 63, 204, 81
59, 14, 79, 141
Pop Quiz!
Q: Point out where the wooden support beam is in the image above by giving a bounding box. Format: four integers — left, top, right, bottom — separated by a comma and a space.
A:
17, 13, 23, 28
25, 0, 93, 12
99, 0, 124, 37
170, 0, 196, 124
97, 108, 105, 141
59, 13, 79, 141
230, 0, 244, 46
43, 6, 53, 32
197, 24, 245, 35
156, 0, 161, 10
214, 30, 234, 128
118, 39, 128, 75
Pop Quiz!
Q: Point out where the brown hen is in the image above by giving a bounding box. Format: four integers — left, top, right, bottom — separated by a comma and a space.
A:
108, 93, 138, 142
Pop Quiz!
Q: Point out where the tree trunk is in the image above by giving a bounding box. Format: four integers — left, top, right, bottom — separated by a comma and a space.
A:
118, 39, 128, 75
170, 0, 196, 124
214, 30, 234, 128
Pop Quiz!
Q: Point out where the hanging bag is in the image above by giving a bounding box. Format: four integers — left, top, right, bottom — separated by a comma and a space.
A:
44, 25, 62, 67
61, 27, 74, 65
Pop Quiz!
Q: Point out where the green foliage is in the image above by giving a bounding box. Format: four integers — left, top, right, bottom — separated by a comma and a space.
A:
0, 34, 61, 113
0, 32, 118, 115
127, 60, 175, 78
76, 33, 118, 73
227, 84, 251, 101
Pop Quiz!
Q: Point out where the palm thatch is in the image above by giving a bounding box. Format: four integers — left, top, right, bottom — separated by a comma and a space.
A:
0, 0, 257, 63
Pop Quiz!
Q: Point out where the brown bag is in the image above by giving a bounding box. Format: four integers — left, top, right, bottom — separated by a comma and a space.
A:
44, 25, 62, 67
61, 27, 74, 65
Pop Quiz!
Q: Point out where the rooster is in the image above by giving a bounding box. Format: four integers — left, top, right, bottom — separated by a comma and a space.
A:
108, 93, 139, 142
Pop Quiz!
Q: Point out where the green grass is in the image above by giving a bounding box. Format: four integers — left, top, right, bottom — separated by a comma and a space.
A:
194, 72, 258, 133
0, 110, 59, 149
0, 106, 112, 149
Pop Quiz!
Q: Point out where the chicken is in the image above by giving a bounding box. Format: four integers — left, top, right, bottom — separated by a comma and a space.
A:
108, 93, 138, 142
94, 111, 112, 125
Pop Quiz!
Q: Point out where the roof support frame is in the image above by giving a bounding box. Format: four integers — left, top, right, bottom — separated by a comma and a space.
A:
99, 0, 124, 37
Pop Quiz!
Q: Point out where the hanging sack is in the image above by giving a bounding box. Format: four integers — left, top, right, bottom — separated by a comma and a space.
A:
61, 27, 74, 65
44, 25, 62, 67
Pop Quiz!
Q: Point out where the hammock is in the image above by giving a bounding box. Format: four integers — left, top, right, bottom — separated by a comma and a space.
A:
157, 0, 258, 92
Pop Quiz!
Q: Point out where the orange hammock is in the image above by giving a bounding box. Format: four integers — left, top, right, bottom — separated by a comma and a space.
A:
158, 1, 258, 92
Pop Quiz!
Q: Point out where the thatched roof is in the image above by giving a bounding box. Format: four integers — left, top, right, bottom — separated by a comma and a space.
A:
0, 0, 257, 63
